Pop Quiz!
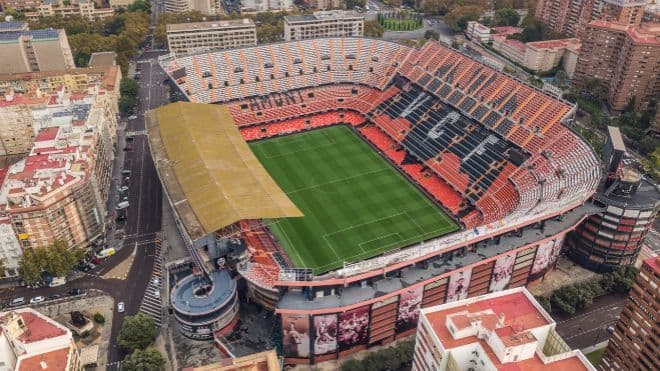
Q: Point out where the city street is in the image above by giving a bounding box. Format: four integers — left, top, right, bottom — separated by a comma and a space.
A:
554, 294, 626, 351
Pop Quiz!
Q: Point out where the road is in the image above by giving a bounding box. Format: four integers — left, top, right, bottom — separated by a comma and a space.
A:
0, 53, 167, 369
554, 294, 626, 351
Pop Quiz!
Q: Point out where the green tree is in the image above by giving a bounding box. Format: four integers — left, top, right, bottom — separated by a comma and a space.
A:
122, 348, 165, 371
424, 29, 440, 40
5, 9, 27, 21
365, 20, 385, 37
600, 266, 637, 294
119, 78, 140, 115
444, 5, 483, 32
94, 313, 105, 324
127, 0, 151, 13
117, 314, 158, 353
18, 240, 85, 285
493, 8, 520, 26
0, 258, 6, 278
554, 70, 569, 89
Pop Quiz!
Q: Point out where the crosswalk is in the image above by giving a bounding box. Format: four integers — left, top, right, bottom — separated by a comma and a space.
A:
139, 239, 163, 326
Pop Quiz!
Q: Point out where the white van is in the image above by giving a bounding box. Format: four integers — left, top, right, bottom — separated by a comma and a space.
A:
116, 201, 130, 210
97, 247, 116, 259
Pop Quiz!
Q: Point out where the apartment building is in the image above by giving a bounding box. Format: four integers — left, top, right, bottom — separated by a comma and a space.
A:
412, 287, 594, 371
241, 0, 292, 12
284, 11, 363, 41
109, 0, 134, 9
573, 20, 659, 111
0, 68, 119, 250
0, 0, 41, 11
535, 0, 646, 38
309, 0, 340, 10
491, 36, 582, 76
0, 28, 75, 73
164, 0, 217, 15
466, 21, 491, 43
166, 19, 257, 57
0, 66, 121, 97
0, 213, 22, 278
0, 100, 38, 157
25, 0, 114, 21
600, 257, 659, 370
0, 308, 81, 371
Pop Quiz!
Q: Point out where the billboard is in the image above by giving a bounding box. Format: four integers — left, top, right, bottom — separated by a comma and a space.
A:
446, 268, 472, 303
489, 254, 515, 292
396, 286, 423, 332
313, 314, 338, 356
548, 236, 564, 266
531, 240, 555, 275
338, 306, 370, 351
282, 314, 310, 358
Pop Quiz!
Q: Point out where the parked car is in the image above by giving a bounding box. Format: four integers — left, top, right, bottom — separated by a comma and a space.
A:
29, 296, 45, 304
10, 297, 25, 307
68, 288, 84, 296
117, 302, 125, 313
152, 277, 160, 285
154, 290, 160, 299
48, 294, 61, 301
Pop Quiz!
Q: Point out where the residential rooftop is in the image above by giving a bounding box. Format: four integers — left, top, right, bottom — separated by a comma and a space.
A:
0, 21, 29, 33
421, 288, 594, 370
167, 19, 255, 32
88, 51, 117, 67
0, 28, 61, 42
589, 20, 660, 44
285, 10, 362, 23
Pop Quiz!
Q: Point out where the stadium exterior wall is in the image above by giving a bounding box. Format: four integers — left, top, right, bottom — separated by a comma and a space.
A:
276, 227, 576, 364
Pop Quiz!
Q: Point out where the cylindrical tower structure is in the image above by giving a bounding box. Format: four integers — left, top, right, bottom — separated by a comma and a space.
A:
566, 170, 658, 272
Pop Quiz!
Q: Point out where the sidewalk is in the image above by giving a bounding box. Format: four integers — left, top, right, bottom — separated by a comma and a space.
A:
582, 340, 608, 354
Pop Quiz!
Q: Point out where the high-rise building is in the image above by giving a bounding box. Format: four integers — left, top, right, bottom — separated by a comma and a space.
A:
164, 0, 217, 14
572, 20, 659, 112
166, 19, 257, 57
534, 0, 646, 38
0, 28, 75, 73
24, 0, 115, 21
240, 0, 292, 12
309, 0, 340, 10
412, 287, 595, 371
0, 308, 81, 371
599, 256, 659, 370
284, 11, 364, 41
0, 67, 120, 250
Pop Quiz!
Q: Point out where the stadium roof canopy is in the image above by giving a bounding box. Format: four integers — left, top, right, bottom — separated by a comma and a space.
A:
146, 102, 302, 241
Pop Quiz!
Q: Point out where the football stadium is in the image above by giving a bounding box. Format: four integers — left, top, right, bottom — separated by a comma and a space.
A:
150, 38, 602, 362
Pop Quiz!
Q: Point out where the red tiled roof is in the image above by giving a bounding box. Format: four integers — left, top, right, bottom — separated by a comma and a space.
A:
34, 127, 59, 142
527, 38, 580, 50
491, 26, 523, 35
0, 95, 48, 107
17, 347, 70, 371
16, 312, 66, 343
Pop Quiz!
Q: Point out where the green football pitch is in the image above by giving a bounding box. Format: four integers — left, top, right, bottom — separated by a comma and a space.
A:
250, 126, 458, 273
